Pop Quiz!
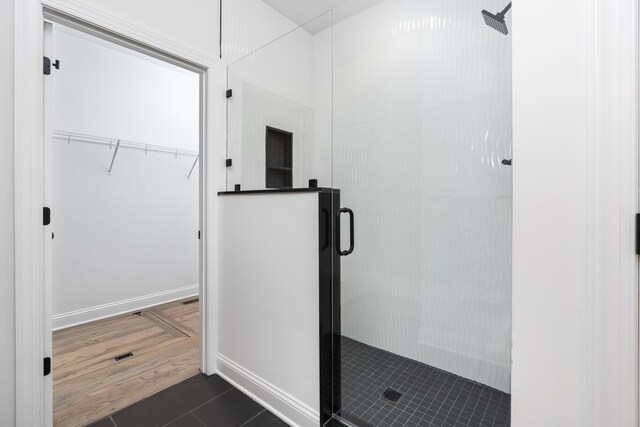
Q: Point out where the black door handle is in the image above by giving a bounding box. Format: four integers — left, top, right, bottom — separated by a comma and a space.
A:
337, 207, 354, 256
321, 208, 330, 250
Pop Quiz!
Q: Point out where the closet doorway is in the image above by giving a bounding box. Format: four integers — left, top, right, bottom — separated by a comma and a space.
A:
45, 21, 204, 427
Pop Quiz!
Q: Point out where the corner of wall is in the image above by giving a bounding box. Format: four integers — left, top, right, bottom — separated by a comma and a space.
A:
1, 0, 16, 424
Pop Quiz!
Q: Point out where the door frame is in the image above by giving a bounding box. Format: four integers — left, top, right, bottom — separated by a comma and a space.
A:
512, 0, 638, 425
14, 1, 222, 425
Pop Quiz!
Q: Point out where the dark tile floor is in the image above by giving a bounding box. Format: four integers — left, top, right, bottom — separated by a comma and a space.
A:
340, 337, 511, 427
88, 341, 509, 427
87, 374, 289, 427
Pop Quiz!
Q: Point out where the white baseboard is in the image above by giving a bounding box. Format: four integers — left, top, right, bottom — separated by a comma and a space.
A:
217, 354, 319, 427
52, 284, 199, 331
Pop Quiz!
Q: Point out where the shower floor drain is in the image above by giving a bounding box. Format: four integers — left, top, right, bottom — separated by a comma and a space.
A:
381, 387, 402, 402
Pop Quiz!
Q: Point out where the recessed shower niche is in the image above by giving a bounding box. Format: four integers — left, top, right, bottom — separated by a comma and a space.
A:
265, 126, 293, 188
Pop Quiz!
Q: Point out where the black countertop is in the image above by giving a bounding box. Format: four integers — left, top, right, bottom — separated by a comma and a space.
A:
218, 187, 339, 196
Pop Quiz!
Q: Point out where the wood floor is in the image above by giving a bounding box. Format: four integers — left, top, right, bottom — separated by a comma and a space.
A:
53, 298, 200, 427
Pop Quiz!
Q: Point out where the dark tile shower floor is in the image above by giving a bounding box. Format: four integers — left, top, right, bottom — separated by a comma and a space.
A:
339, 337, 510, 427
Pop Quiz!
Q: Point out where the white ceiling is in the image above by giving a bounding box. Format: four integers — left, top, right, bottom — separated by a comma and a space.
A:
262, 0, 385, 33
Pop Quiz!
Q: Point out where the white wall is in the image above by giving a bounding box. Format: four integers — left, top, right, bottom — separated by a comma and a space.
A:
0, 0, 15, 424
223, 0, 298, 64
512, 0, 639, 425
53, 27, 200, 150
218, 193, 320, 427
46, 0, 220, 62
511, 0, 593, 425
51, 26, 200, 325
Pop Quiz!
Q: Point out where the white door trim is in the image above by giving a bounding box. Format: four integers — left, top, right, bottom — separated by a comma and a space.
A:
42, 20, 53, 427
14, 1, 220, 425
509, 0, 638, 424
14, 2, 46, 425
593, 0, 639, 424
40, 0, 218, 66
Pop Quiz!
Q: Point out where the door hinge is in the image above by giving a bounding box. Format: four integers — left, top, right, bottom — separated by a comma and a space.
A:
636, 214, 640, 255
44, 357, 51, 376
226, 89, 232, 98
43, 207, 51, 226
226, 158, 232, 167
43, 57, 59, 75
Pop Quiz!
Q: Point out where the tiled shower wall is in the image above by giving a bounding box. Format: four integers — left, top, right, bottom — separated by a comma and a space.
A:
330, 0, 512, 392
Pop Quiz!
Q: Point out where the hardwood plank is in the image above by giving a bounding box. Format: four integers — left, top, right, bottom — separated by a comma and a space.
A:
54, 338, 197, 399
54, 347, 199, 427
54, 327, 186, 386
53, 313, 161, 356
53, 299, 200, 426
141, 312, 189, 338
53, 314, 149, 354
147, 299, 199, 337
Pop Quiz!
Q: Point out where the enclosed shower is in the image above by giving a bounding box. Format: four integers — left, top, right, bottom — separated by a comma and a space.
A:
225, 0, 512, 425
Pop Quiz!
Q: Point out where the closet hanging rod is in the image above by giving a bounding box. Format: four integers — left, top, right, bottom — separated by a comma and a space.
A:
52, 130, 199, 158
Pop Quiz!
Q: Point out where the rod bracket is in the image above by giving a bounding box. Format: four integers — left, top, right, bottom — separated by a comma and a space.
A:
108, 140, 121, 174
187, 155, 200, 180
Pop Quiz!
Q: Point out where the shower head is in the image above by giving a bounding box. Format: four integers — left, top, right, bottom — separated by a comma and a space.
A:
482, 2, 512, 35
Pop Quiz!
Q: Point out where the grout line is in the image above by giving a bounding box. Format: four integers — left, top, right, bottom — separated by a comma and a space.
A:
191, 412, 207, 427
161, 387, 235, 427
189, 412, 207, 427
237, 409, 266, 427
189, 385, 235, 413
238, 407, 266, 427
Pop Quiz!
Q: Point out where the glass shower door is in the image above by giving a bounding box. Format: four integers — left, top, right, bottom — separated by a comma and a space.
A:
225, 12, 333, 192
330, 0, 512, 425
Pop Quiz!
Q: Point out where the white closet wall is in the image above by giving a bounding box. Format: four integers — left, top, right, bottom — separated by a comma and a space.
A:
51, 26, 200, 329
